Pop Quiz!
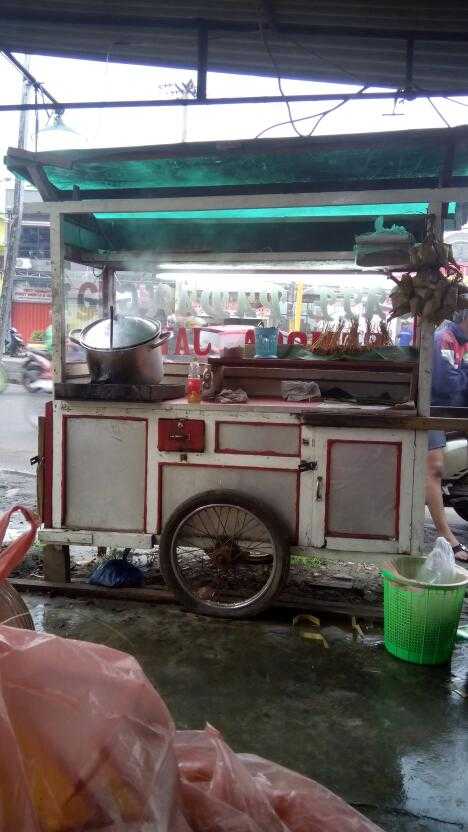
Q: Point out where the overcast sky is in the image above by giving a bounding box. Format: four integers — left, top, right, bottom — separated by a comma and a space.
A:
1, 52, 468, 205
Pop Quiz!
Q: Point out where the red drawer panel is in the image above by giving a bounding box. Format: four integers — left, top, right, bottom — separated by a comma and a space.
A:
158, 418, 205, 452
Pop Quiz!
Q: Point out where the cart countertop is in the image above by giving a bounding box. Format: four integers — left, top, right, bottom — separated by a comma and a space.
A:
54, 384, 468, 431
164, 398, 468, 431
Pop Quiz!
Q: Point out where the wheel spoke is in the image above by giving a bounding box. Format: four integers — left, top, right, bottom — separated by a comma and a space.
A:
214, 505, 227, 538
189, 511, 216, 544
214, 505, 229, 537
205, 506, 221, 539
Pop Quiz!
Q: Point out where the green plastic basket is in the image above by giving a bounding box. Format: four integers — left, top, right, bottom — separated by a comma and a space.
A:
381, 557, 468, 665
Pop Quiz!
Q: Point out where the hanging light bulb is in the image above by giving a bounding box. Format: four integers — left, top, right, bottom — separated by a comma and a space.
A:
37, 111, 86, 151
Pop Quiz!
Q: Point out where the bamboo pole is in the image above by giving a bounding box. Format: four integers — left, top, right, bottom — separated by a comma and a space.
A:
0, 66, 30, 364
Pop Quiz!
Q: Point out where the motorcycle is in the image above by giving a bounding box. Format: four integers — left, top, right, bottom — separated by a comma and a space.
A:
22, 349, 52, 393
443, 434, 468, 521
4, 327, 25, 357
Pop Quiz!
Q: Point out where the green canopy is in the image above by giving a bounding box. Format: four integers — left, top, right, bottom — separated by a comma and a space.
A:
6, 127, 462, 258
5, 126, 468, 201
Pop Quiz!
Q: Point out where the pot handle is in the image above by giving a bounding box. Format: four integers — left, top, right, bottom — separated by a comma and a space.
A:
150, 331, 173, 349
68, 328, 82, 346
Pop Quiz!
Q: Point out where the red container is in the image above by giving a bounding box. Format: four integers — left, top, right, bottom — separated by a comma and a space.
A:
158, 419, 205, 452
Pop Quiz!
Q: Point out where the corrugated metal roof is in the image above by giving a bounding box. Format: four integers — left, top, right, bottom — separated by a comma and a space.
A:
1, 1, 468, 90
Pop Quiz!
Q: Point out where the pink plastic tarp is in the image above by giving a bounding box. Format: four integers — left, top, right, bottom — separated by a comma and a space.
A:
0, 505, 382, 831
0, 626, 382, 832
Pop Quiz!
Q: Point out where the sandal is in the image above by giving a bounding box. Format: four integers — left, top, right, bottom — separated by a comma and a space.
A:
452, 544, 468, 564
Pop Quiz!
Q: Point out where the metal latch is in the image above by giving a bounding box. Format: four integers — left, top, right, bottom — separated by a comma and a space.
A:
169, 420, 191, 441
298, 460, 317, 472
30, 455, 43, 466
316, 476, 323, 500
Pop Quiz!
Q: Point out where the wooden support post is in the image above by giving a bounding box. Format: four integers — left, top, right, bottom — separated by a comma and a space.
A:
43, 544, 71, 583
416, 318, 434, 417
197, 23, 208, 101
410, 430, 428, 554
410, 203, 441, 553
50, 211, 65, 383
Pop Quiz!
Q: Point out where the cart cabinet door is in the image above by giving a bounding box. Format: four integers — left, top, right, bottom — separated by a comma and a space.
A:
159, 464, 299, 541
314, 428, 413, 553
64, 416, 147, 531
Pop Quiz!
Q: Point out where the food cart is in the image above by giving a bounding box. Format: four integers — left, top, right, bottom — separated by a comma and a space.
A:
7, 126, 468, 618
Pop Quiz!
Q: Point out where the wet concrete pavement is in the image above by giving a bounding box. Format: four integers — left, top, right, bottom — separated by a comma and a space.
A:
24, 592, 468, 832
0, 384, 46, 472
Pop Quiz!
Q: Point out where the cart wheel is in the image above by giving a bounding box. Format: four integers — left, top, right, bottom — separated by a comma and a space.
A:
453, 500, 468, 522
159, 489, 290, 618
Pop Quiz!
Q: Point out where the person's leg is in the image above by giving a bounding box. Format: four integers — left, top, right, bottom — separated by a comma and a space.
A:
426, 448, 459, 546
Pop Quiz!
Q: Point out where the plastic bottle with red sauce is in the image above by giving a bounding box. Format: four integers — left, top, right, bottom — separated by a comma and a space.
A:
186, 361, 202, 404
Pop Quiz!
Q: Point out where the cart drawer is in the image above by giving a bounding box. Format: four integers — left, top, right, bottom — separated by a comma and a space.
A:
215, 421, 300, 456
158, 418, 205, 452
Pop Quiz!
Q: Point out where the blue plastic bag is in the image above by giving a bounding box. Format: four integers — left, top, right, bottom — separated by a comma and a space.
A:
88, 558, 144, 588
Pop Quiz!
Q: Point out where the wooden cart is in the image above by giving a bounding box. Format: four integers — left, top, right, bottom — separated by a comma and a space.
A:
7, 127, 468, 617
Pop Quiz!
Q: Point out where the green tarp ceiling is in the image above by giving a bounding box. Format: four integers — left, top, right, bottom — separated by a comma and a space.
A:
63, 207, 430, 257
5, 126, 468, 201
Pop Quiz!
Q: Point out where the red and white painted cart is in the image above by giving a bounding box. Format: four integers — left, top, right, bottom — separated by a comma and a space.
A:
7, 129, 468, 617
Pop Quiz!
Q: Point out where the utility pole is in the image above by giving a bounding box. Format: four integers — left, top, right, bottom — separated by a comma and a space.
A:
0, 62, 30, 363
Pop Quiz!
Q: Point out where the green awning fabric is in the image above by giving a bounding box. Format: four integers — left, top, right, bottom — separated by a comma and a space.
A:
94, 203, 432, 220
64, 210, 427, 256
5, 126, 468, 201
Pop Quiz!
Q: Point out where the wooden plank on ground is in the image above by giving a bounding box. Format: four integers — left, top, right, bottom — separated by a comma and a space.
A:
10, 578, 175, 603
273, 597, 383, 620
11, 578, 383, 619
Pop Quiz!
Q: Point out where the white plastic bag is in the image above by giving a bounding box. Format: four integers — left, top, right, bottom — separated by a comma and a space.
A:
417, 537, 456, 584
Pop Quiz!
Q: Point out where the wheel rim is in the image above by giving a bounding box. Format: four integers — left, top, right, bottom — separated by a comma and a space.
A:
169, 502, 278, 611
24, 369, 39, 389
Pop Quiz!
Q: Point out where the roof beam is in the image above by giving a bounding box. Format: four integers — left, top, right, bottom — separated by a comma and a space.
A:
196, 21, 208, 101
1, 50, 63, 112
1, 10, 468, 42
25, 187, 468, 215
2, 88, 468, 114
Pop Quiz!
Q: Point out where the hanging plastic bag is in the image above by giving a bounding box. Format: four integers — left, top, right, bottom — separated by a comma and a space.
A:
0, 505, 40, 582
0, 506, 39, 630
417, 536, 457, 584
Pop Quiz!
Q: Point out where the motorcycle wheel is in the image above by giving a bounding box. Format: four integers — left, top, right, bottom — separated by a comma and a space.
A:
0, 366, 7, 394
453, 501, 468, 522
22, 366, 41, 392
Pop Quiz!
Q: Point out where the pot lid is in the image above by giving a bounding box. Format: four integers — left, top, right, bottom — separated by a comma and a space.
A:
81, 315, 161, 349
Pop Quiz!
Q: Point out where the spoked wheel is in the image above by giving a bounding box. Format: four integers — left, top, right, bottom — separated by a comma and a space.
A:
22, 366, 41, 392
159, 490, 290, 618
452, 500, 468, 522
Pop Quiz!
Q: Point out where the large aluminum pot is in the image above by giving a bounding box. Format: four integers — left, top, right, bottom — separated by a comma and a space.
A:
69, 314, 172, 384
